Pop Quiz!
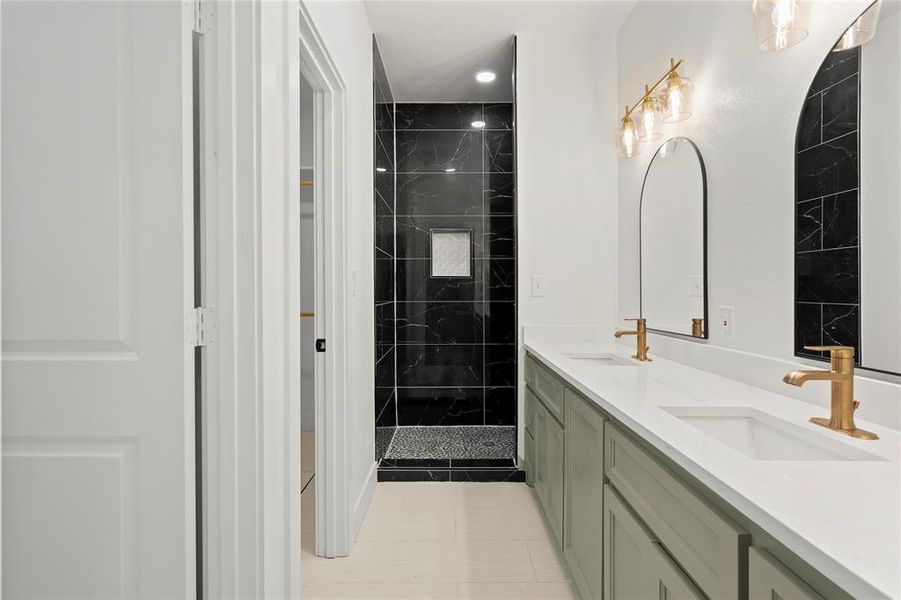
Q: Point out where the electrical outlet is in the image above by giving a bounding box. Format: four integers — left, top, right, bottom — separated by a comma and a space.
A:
531, 275, 546, 297
718, 306, 734, 339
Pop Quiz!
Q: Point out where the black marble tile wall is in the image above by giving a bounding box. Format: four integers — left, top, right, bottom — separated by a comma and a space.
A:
373, 38, 396, 459
795, 46, 860, 364
393, 102, 517, 428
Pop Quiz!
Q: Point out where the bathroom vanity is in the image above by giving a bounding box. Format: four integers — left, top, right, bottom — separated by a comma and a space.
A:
522, 337, 899, 600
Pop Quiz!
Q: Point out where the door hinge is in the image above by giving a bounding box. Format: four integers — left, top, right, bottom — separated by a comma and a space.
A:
189, 307, 216, 347
193, 0, 213, 34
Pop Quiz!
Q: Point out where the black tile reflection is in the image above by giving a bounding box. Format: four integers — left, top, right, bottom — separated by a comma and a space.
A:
796, 131, 857, 201
395, 103, 483, 130
809, 47, 859, 95
396, 259, 482, 302
485, 387, 516, 425
485, 217, 515, 257
375, 302, 395, 344
822, 304, 860, 362
483, 104, 513, 130
396, 302, 483, 344
822, 190, 858, 249
396, 130, 482, 173
396, 345, 483, 387
795, 303, 823, 358
796, 247, 858, 303
396, 387, 483, 426
485, 173, 515, 214
375, 388, 396, 428
485, 130, 514, 172
375, 346, 395, 388
375, 173, 394, 217
375, 216, 394, 257
395, 215, 483, 259
484, 302, 516, 343
797, 94, 821, 152
796, 200, 822, 252
395, 173, 483, 216
822, 73, 858, 141
375, 133, 393, 172
485, 345, 517, 387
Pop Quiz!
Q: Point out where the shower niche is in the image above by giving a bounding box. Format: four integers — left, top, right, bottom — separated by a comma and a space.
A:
373, 36, 520, 481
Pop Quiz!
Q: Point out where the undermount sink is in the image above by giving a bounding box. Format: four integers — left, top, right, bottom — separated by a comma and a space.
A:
564, 353, 637, 366
662, 406, 884, 462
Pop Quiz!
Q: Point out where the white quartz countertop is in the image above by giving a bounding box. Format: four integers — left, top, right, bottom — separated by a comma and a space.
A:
524, 338, 901, 599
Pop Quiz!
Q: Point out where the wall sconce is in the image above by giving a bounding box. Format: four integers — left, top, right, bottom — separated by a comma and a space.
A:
752, 0, 810, 51
615, 58, 692, 159
833, 0, 882, 51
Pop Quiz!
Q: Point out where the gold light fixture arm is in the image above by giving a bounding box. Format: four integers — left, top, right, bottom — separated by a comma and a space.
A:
623, 58, 685, 119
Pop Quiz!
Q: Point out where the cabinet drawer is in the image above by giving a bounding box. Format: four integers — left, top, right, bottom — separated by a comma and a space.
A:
749, 548, 824, 600
527, 357, 565, 423
605, 423, 749, 600
525, 387, 536, 436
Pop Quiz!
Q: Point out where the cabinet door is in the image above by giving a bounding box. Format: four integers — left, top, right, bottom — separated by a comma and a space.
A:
749, 548, 824, 600
524, 429, 535, 487
647, 543, 706, 600
563, 389, 605, 600
604, 484, 655, 600
544, 410, 565, 547
533, 403, 548, 507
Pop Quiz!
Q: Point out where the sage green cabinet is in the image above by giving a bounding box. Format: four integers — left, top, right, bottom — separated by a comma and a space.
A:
523, 429, 534, 486
749, 548, 825, 600
534, 400, 564, 547
563, 388, 605, 600
604, 484, 704, 600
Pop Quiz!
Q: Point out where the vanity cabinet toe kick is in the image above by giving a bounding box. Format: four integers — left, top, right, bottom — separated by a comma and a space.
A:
524, 352, 850, 600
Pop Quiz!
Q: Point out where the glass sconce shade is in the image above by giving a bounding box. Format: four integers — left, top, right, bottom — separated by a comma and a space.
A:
658, 74, 693, 123
834, 0, 882, 51
615, 113, 641, 158
638, 89, 663, 142
753, 0, 809, 51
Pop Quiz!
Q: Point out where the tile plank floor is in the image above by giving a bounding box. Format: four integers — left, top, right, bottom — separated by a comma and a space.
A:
301, 481, 580, 599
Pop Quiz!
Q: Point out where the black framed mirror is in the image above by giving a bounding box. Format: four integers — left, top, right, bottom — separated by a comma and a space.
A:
794, 0, 900, 375
640, 137, 708, 339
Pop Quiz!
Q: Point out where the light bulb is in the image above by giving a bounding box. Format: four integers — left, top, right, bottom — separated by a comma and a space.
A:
638, 94, 662, 142
771, 0, 796, 29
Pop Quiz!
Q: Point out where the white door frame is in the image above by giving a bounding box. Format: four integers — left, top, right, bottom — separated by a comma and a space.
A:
202, 2, 351, 597
298, 2, 352, 560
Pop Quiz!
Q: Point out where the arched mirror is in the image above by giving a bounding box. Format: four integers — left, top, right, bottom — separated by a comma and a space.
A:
640, 137, 708, 339
794, 0, 900, 374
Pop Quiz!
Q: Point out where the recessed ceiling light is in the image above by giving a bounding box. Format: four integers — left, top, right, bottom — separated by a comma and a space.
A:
376, 167, 386, 172
444, 168, 457, 172
471, 120, 486, 128
475, 71, 496, 83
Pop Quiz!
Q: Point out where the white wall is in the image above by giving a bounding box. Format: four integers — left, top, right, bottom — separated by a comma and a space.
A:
515, 3, 630, 452
617, 1, 901, 429
303, 0, 376, 527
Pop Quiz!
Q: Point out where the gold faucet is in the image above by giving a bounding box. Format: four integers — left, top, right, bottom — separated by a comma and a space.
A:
783, 346, 878, 440
691, 318, 704, 338
614, 318, 651, 362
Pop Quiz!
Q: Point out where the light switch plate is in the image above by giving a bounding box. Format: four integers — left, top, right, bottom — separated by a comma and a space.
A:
718, 306, 734, 339
531, 276, 546, 297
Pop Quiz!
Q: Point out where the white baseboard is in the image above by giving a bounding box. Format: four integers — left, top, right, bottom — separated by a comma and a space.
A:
351, 461, 378, 541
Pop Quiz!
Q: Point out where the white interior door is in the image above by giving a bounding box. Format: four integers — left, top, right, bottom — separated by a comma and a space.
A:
2, 2, 196, 598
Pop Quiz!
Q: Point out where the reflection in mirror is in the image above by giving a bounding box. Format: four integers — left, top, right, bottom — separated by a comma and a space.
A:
794, 0, 900, 375
640, 137, 707, 338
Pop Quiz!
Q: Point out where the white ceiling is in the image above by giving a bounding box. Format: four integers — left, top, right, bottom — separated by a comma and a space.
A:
364, 1, 636, 103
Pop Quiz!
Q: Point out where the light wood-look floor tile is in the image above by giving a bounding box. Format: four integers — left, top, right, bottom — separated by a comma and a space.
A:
301, 482, 574, 595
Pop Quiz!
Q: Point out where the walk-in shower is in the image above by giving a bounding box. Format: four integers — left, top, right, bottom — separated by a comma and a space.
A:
373, 37, 520, 481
